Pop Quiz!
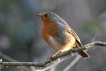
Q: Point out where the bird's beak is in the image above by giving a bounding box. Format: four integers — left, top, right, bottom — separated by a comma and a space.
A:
36, 14, 40, 17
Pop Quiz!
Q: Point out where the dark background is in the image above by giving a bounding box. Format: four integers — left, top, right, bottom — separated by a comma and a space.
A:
0, 0, 106, 71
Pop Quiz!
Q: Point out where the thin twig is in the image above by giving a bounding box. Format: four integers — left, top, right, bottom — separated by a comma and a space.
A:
0, 52, 18, 62
63, 56, 81, 71
91, 30, 98, 42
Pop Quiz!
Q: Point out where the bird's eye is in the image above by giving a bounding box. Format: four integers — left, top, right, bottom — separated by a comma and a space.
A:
44, 14, 48, 17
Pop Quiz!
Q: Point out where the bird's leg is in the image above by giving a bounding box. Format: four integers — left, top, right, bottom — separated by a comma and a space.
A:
52, 51, 61, 57
70, 48, 74, 56
48, 51, 61, 61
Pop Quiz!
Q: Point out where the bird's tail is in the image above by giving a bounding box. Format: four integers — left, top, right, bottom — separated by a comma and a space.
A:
78, 50, 89, 59
75, 40, 90, 59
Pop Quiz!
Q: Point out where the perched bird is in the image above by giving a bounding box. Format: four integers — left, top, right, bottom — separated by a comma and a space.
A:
36, 12, 90, 59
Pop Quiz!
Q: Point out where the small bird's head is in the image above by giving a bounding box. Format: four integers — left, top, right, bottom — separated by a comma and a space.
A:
36, 12, 60, 23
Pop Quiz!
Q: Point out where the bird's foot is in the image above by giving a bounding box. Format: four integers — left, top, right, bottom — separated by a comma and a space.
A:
70, 49, 74, 56
47, 56, 56, 63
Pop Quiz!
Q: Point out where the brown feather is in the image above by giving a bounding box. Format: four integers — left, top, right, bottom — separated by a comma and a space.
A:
75, 40, 90, 58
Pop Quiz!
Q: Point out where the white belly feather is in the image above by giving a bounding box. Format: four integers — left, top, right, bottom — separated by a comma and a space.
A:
48, 35, 75, 51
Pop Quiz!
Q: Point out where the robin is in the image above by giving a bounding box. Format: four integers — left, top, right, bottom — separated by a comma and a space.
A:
36, 12, 90, 59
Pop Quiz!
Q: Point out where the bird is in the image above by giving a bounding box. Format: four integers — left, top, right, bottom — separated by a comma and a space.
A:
36, 12, 90, 59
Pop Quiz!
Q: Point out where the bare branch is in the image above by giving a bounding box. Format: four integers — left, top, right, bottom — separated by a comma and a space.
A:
91, 30, 98, 42
0, 41, 106, 69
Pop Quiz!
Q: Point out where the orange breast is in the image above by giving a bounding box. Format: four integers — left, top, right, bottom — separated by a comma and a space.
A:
41, 21, 61, 44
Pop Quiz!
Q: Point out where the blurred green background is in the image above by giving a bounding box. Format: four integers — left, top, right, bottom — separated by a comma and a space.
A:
0, 0, 106, 71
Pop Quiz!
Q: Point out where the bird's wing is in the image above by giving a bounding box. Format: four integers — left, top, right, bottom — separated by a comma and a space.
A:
69, 29, 82, 46
57, 19, 82, 46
